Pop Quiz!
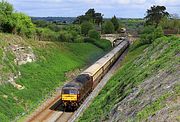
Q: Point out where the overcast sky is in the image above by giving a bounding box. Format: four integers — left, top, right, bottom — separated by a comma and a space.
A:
6, 0, 180, 18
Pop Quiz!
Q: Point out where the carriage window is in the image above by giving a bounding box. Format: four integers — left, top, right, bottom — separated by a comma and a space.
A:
63, 89, 78, 94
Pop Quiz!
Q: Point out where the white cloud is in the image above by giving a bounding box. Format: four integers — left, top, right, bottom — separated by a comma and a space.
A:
4, 0, 180, 17
155, 0, 180, 6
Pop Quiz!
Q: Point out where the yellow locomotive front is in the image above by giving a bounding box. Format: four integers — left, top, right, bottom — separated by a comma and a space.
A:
62, 88, 78, 101
61, 83, 81, 109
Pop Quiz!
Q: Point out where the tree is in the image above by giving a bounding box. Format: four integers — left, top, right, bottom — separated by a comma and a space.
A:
102, 21, 115, 34
145, 5, 169, 27
140, 26, 163, 44
74, 8, 103, 25
0, 1, 35, 37
0, 1, 14, 32
88, 30, 100, 39
160, 14, 180, 34
81, 21, 93, 36
75, 15, 91, 24
36, 28, 43, 41
85, 8, 95, 21
0, 1, 13, 16
111, 15, 119, 31
33, 20, 48, 28
94, 13, 103, 26
12, 13, 35, 37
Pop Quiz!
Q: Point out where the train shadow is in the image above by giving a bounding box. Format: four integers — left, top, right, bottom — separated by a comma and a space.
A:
49, 99, 75, 112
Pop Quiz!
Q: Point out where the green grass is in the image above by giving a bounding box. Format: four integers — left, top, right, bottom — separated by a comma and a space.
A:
84, 38, 112, 51
0, 34, 106, 121
93, 39, 112, 51
78, 36, 180, 122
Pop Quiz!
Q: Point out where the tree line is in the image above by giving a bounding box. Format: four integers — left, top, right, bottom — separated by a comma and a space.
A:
0, 1, 122, 44
139, 5, 180, 46
0, 1, 179, 45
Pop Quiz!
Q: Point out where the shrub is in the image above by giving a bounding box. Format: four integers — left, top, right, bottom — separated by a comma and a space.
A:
84, 37, 96, 43
111, 15, 119, 31
65, 25, 81, 34
0, 113, 9, 122
37, 28, 57, 41
74, 35, 84, 43
81, 21, 93, 36
12, 13, 36, 38
102, 21, 115, 34
58, 31, 73, 42
0, 1, 35, 38
93, 39, 112, 51
43, 28, 58, 41
84, 38, 111, 51
88, 29, 100, 39
140, 26, 163, 44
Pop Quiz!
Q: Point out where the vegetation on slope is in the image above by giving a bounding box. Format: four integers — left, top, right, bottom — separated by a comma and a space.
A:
78, 36, 180, 121
0, 33, 105, 121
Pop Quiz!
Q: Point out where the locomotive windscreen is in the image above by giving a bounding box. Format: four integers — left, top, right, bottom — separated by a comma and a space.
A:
62, 89, 78, 94
76, 74, 90, 85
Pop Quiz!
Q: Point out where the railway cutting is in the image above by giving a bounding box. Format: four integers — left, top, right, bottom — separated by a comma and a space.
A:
26, 39, 129, 122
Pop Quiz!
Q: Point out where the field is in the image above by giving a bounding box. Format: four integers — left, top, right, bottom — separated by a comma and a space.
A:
0, 33, 107, 121
78, 36, 180, 121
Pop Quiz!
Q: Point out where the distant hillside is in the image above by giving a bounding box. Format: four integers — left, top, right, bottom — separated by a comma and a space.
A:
31, 17, 76, 23
78, 36, 180, 122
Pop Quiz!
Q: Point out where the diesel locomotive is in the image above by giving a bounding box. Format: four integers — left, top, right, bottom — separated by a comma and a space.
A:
61, 40, 129, 109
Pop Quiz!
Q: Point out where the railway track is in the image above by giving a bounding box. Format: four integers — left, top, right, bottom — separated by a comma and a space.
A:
68, 48, 128, 122
26, 92, 74, 122
26, 47, 128, 122
26, 93, 62, 122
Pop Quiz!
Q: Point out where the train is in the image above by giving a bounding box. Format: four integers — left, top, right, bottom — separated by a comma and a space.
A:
61, 39, 129, 109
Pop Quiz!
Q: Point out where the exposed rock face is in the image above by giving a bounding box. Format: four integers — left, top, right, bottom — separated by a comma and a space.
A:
9, 44, 36, 65
7, 73, 25, 90
0, 43, 36, 88
107, 69, 180, 122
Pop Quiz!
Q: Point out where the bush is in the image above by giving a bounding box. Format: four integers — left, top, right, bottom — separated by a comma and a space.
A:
84, 38, 111, 51
88, 29, 100, 39
0, 1, 35, 38
74, 35, 84, 43
0, 1, 14, 33
81, 21, 93, 36
111, 15, 119, 31
12, 13, 36, 38
93, 39, 112, 51
64, 25, 81, 34
58, 30, 84, 43
0, 113, 9, 122
58, 31, 73, 42
140, 26, 163, 44
102, 21, 115, 34
36, 28, 84, 43
84, 37, 96, 43
36, 28, 57, 41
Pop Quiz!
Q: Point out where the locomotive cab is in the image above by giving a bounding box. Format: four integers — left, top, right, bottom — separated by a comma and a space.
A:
61, 88, 79, 101
61, 81, 82, 108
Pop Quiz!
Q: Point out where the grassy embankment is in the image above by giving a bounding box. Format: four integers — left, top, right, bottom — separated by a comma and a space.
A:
78, 36, 180, 121
0, 33, 111, 121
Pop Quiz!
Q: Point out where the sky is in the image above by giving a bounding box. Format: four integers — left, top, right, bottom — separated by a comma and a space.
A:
5, 0, 180, 18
